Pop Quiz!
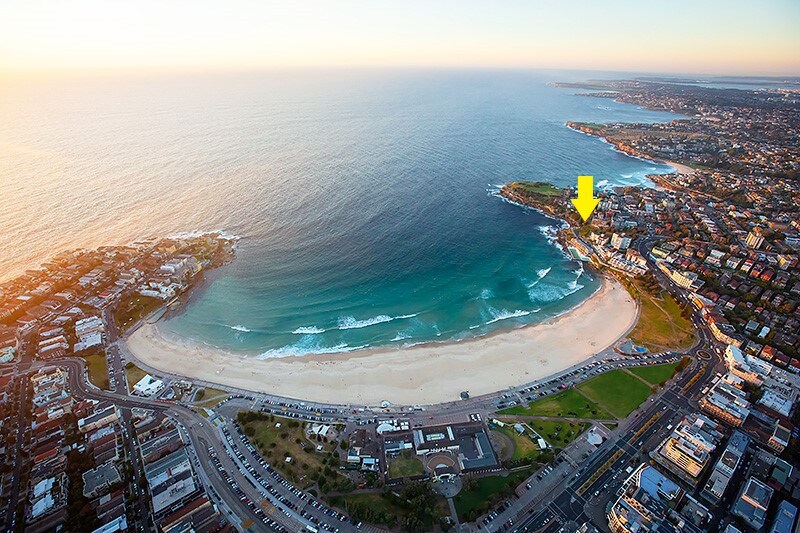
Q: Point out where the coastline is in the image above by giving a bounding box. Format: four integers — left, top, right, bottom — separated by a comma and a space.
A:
566, 122, 696, 177
123, 274, 637, 405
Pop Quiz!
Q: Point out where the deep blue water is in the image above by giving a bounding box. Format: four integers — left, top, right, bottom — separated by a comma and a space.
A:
0, 69, 683, 356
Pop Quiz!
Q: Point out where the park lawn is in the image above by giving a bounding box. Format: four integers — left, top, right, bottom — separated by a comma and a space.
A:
114, 294, 163, 333
494, 424, 540, 462
511, 181, 561, 197
629, 360, 682, 385
328, 493, 406, 528
387, 451, 424, 479
627, 281, 695, 351
83, 353, 110, 390
531, 420, 588, 448
577, 370, 652, 419
124, 362, 148, 392
239, 414, 345, 490
499, 388, 612, 419
454, 469, 533, 521
195, 387, 229, 407
329, 492, 448, 529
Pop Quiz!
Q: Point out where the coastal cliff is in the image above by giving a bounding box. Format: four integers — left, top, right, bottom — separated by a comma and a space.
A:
498, 181, 588, 260
566, 121, 656, 162
499, 181, 583, 227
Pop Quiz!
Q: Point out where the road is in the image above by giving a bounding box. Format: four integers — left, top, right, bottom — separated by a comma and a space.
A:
50, 357, 310, 532
102, 307, 152, 532
509, 328, 723, 531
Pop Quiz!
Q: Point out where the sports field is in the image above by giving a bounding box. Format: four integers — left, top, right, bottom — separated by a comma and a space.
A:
629, 360, 684, 385
577, 369, 652, 418
499, 388, 612, 419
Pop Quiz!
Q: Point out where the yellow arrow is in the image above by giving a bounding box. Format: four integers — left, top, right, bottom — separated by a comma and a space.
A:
570, 175, 600, 222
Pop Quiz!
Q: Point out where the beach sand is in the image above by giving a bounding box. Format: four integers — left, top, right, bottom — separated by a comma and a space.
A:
665, 160, 696, 175
124, 276, 637, 406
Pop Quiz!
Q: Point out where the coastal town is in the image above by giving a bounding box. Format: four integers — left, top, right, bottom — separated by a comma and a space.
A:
1, 77, 799, 533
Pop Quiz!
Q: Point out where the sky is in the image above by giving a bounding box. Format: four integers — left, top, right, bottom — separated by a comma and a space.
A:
1, 0, 799, 76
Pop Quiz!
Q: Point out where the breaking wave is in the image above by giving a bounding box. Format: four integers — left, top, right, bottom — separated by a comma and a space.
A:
256, 335, 369, 359
337, 313, 417, 330
292, 326, 326, 335
486, 308, 532, 325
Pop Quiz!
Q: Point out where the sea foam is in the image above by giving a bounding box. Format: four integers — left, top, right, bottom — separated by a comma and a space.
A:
256, 335, 368, 359
485, 308, 531, 325
292, 326, 326, 335
337, 313, 417, 330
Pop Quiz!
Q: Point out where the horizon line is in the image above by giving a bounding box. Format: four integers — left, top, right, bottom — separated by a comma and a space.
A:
3, 64, 800, 80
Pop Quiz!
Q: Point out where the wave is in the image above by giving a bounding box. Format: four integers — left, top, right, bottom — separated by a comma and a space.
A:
256, 336, 369, 359
337, 313, 417, 330
486, 308, 532, 325
529, 280, 585, 304
292, 326, 325, 335
166, 228, 241, 242
391, 332, 412, 341
229, 324, 250, 332
523, 266, 552, 292
537, 225, 567, 256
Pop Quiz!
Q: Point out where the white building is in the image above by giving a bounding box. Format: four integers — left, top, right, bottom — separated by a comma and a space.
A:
610, 233, 632, 250
133, 374, 164, 396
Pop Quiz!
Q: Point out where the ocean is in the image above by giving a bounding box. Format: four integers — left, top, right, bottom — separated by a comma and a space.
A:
0, 69, 683, 357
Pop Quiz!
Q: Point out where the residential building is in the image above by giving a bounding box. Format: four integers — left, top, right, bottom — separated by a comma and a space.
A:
651, 413, 723, 486
732, 477, 773, 530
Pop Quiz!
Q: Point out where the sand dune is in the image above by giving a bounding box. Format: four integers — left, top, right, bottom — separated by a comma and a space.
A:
124, 275, 637, 405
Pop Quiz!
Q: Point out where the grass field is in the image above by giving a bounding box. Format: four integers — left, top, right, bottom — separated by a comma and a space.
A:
626, 280, 695, 350
328, 493, 405, 528
510, 181, 561, 197
329, 491, 448, 529
532, 420, 588, 448
83, 353, 110, 390
387, 451, 424, 479
493, 424, 540, 462
195, 387, 229, 407
124, 362, 148, 392
577, 370, 652, 418
628, 360, 682, 385
454, 469, 532, 520
499, 389, 612, 419
239, 415, 346, 490
114, 294, 163, 333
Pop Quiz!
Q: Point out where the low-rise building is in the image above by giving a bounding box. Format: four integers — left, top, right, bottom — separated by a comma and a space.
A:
133, 374, 165, 397
607, 464, 710, 533
78, 405, 119, 433
651, 413, 723, 486
82, 462, 121, 499
701, 430, 749, 504
731, 477, 773, 530
698, 373, 751, 427
769, 500, 798, 533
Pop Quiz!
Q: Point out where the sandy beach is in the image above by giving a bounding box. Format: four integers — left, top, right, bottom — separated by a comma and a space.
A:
124, 276, 637, 406
665, 159, 696, 175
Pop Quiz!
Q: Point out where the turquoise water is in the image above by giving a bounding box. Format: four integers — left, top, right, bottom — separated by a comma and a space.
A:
0, 70, 683, 356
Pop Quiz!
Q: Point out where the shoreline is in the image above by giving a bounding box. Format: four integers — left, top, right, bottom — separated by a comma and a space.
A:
566, 122, 696, 177
123, 274, 638, 405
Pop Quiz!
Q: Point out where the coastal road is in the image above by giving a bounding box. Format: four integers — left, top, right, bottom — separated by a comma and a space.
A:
510, 338, 722, 532
49, 357, 305, 532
